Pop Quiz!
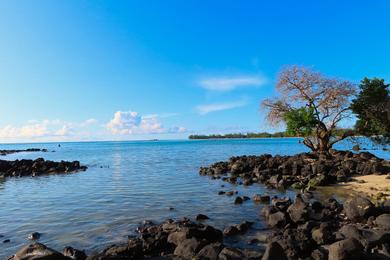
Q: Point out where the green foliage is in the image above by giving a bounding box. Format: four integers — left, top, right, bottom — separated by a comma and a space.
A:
351, 77, 390, 144
188, 129, 352, 139
283, 107, 317, 136
188, 132, 293, 139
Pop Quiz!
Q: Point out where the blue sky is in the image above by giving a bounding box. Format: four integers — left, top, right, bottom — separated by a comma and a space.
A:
0, 0, 389, 142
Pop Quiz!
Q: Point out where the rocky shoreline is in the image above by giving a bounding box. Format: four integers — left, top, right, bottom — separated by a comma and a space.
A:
7, 195, 390, 259
5, 150, 390, 259
199, 150, 390, 192
0, 148, 48, 156
0, 158, 87, 178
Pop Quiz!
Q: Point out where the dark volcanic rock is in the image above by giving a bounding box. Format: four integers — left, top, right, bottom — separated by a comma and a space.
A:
174, 238, 203, 259
344, 196, 376, 221
28, 232, 41, 240
9, 243, 68, 260
0, 158, 87, 178
0, 148, 48, 156
267, 211, 287, 228
262, 241, 288, 260
287, 195, 308, 223
312, 223, 333, 245
199, 151, 389, 191
196, 242, 223, 260
328, 238, 364, 260
234, 196, 244, 204
218, 247, 245, 260
375, 214, 390, 229
195, 214, 210, 221
63, 246, 87, 260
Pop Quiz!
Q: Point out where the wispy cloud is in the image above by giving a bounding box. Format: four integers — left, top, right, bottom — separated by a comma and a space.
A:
199, 75, 267, 92
196, 98, 249, 115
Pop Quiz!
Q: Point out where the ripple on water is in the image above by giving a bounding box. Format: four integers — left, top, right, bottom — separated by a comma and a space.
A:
0, 139, 388, 257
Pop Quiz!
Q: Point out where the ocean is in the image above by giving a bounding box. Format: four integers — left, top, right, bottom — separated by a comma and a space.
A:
0, 138, 388, 257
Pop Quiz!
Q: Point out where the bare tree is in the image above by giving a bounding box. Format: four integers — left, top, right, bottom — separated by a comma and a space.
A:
262, 66, 356, 153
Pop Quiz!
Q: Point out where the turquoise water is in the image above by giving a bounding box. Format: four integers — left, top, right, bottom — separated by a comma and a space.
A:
0, 139, 388, 257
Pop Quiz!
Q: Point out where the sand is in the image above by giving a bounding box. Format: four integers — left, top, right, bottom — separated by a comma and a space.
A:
317, 174, 390, 200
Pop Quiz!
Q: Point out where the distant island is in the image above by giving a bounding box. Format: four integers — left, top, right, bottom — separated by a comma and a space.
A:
189, 132, 292, 139
188, 129, 352, 140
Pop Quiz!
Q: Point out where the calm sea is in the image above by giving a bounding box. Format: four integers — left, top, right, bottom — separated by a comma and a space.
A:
0, 138, 388, 258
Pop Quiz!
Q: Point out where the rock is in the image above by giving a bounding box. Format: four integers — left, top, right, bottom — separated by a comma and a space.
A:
375, 214, 390, 229
287, 195, 308, 223
260, 205, 277, 219
328, 238, 364, 260
243, 249, 264, 259
344, 196, 376, 221
267, 211, 287, 228
311, 248, 328, 260
196, 242, 223, 260
28, 232, 41, 240
253, 194, 271, 203
196, 214, 210, 221
167, 231, 188, 246
308, 174, 328, 187
234, 196, 243, 204
11, 243, 68, 260
312, 223, 332, 245
218, 191, 225, 195
3, 239, 10, 243
352, 145, 360, 151
236, 221, 253, 233
271, 197, 291, 210
218, 247, 245, 260
262, 241, 288, 260
223, 226, 240, 236
174, 238, 203, 259
63, 246, 87, 260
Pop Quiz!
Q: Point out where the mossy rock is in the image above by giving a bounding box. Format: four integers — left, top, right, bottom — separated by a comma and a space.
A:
308, 175, 327, 187
291, 182, 305, 189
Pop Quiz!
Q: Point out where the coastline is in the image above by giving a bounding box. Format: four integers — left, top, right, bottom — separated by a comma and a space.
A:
2, 144, 390, 259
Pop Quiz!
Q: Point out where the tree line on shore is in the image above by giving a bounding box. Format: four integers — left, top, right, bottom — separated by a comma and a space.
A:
188, 128, 352, 140
190, 66, 390, 153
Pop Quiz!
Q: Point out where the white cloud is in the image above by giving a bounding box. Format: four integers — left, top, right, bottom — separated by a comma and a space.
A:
106, 111, 185, 135
196, 99, 249, 115
0, 120, 72, 139
199, 75, 267, 92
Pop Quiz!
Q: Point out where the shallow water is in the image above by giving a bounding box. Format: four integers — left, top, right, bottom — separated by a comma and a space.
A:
0, 138, 388, 257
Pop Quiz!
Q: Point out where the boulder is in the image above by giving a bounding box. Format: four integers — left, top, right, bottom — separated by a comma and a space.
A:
267, 211, 287, 228
196, 214, 210, 221
312, 223, 332, 245
262, 241, 288, 260
10, 243, 68, 260
218, 247, 245, 260
223, 226, 240, 236
375, 214, 390, 229
174, 238, 203, 259
287, 195, 308, 223
344, 196, 376, 221
311, 248, 328, 260
167, 231, 187, 246
196, 242, 223, 260
63, 246, 87, 260
234, 196, 243, 204
328, 238, 364, 260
